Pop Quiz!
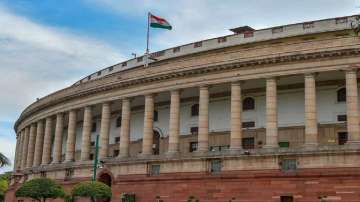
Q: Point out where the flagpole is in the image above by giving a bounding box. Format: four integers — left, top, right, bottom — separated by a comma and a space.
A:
145, 12, 150, 67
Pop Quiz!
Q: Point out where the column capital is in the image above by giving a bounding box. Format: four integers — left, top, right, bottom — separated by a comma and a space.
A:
265, 76, 277, 81
342, 66, 359, 73
304, 72, 318, 78
199, 85, 210, 91
144, 93, 155, 98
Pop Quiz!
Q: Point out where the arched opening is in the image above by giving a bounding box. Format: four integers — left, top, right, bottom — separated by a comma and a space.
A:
191, 104, 199, 116
98, 173, 112, 187
97, 173, 112, 202
153, 130, 161, 155
337, 87, 346, 102
243, 97, 255, 110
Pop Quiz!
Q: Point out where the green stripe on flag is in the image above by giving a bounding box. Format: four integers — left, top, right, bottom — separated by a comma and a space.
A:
150, 23, 172, 30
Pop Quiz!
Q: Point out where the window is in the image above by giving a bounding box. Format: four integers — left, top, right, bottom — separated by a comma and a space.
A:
97, 71, 101, 76
89, 153, 94, 160
217, 37, 227, 43
210, 159, 222, 174
115, 137, 120, 143
337, 114, 347, 122
108, 66, 113, 71
191, 104, 199, 116
281, 159, 297, 172
303, 22, 314, 29
209, 145, 229, 152
338, 132, 348, 145
242, 121, 255, 128
90, 141, 95, 146
173, 47, 180, 53
280, 196, 294, 202
137, 57, 143, 62
194, 41, 202, 48
242, 137, 255, 149
113, 149, 119, 157
272, 26, 283, 34
40, 171, 46, 177
122, 62, 127, 67
243, 31, 254, 38
243, 97, 255, 110
65, 168, 74, 180
337, 88, 346, 102
189, 142, 198, 152
336, 17, 348, 24
190, 127, 198, 135
150, 164, 160, 176
91, 122, 97, 132
154, 110, 158, 122
116, 116, 122, 127
279, 141, 290, 148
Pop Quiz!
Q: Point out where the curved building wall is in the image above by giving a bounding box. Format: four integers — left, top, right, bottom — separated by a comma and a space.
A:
6, 16, 360, 202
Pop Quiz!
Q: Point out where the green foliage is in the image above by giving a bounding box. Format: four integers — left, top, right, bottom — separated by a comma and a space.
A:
187, 196, 200, 202
71, 181, 111, 202
15, 178, 65, 202
0, 153, 10, 168
228, 197, 236, 202
0, 173, 11, 202
64, 194, 73, 202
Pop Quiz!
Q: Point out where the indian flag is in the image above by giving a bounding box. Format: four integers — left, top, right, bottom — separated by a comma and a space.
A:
150, 13, 172, 30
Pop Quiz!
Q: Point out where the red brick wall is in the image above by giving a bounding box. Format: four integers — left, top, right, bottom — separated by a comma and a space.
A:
6, 167, 360, 202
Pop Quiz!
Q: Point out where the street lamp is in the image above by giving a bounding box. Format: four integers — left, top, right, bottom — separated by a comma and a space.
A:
92, 135, 100, 181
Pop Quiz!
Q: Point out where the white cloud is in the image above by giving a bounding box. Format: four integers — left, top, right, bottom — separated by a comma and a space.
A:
0, 4, 124, 172
0, 5, 124, 122
0, 135, 16, 173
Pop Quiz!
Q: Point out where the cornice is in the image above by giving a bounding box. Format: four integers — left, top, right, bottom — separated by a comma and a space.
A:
14, 47, 360, 130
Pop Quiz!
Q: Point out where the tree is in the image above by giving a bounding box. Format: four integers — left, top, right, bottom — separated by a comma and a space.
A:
0, 153, 10, 168
71, 181, 111, 202
0, 173, 11, 202
15, 178, 65, 202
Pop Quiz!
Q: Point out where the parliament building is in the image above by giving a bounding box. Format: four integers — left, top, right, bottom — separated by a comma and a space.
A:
6, 15, 360, 202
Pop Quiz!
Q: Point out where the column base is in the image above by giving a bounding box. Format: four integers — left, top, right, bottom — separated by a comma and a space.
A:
345, 141, 360, 149
261, 145, 279, 153
302, 143, 319, 151
63, 159, 75, 164
166, 151, 180, 158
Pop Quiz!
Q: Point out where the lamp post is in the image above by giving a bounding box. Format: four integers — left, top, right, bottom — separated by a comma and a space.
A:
92, 135, 100, 181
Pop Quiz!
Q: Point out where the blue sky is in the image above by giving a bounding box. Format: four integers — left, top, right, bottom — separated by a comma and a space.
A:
0, 0, 359, 173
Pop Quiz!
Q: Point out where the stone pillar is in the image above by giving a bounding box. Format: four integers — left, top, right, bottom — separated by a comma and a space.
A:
119, 98, 131, 158
15, 131, 23, 170
304, 73, 318, 147
65, 110, 77, 162
33, 120, 44, 167
13, 133, 21, 171
265, 77, 278, 148
42, 117, 53, 165
99, 103, 111, 159
53, 113, 64, 163
230, 82, 242, 150
26, 124, 37, 168
81, 106, 92, 161
21, 127, 30, 169
168, 90, 181, 154
198, 86, 209, 152
346, 69, 360, 144
142, 94, 154, 156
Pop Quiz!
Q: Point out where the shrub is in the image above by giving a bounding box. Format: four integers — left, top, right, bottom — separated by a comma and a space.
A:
71, 181, 111, 202
15, 178, 65, 202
